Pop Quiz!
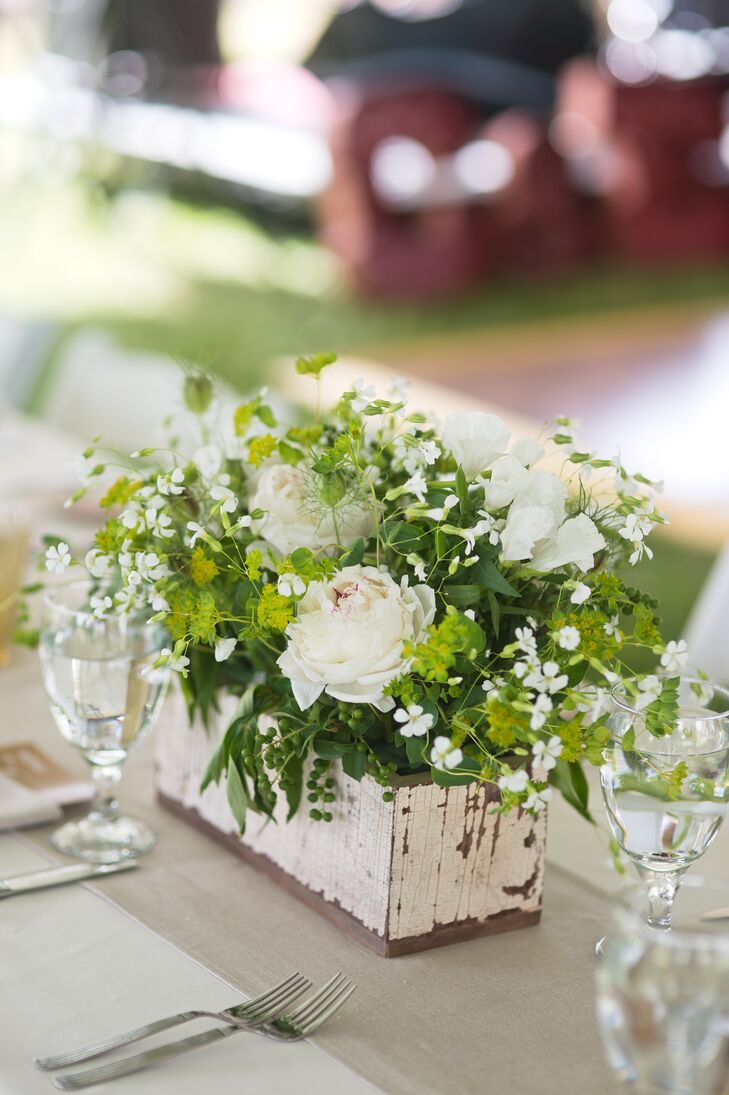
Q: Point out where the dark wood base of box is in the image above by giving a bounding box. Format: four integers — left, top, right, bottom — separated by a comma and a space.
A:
158, 791, 543, 957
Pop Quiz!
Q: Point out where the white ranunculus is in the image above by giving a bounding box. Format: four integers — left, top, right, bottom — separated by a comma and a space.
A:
249, 464, 374, 556
528, 513, 606, 573
500, 505, 556, 562
442, 412, 510, 480
277, 565, 436, 712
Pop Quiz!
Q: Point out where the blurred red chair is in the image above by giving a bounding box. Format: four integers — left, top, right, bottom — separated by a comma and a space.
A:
316, 84, 487, 298
556, 58, 729, 263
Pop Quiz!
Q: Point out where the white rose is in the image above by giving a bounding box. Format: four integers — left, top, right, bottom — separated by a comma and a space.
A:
277, 564, 436, 712
442, 412, 510, 480
249, 464, 374, 556
528, 513, 606, 573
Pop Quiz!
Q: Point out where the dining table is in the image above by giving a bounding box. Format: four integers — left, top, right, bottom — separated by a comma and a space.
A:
3, 379, 729, 1095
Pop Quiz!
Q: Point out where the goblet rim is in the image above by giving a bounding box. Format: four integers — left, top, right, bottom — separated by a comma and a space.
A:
610, 676, 729, 723
43, 579, 150, 627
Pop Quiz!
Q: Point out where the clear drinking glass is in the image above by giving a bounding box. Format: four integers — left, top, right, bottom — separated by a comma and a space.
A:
39, 581, 168, 862
597, 877, 729, 1095
600, 678, 729, 941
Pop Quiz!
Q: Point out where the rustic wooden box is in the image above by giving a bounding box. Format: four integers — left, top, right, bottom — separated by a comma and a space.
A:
155, 694, 547, 956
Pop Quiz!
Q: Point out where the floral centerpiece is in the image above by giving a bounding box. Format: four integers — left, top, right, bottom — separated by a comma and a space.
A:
43, 356, 680, 841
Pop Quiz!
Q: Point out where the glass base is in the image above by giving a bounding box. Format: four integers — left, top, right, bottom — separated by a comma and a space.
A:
51, 814, 157, 863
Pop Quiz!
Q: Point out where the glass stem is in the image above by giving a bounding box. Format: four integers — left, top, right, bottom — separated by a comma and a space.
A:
636, 866, 685, 931
90, 765, 122, 824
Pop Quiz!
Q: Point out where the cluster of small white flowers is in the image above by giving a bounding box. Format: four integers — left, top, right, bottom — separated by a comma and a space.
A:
619, 512, 656, 565
394, 704, 434, 738
498, 768, 529, 794
277, 573, 306, 598
157, 467, 185, 496
350, 378, 377, 413
45, 542, 71, 574
660, 639, 689, 675
430, 736, 463, 770
556, 625, 580, 651
532, 735, 563, 771
633, 674, 662, 710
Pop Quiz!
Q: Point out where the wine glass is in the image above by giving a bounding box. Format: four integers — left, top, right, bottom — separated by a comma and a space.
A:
597, 876, 729, 1095
599, 677, 729, 948
39, 581, 168, 863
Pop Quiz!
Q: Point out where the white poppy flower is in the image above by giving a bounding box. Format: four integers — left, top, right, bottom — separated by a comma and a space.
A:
442, 411, 510, 480
510, 437, 544, 467
277, 564, 435, 712
528, 514, 606, 574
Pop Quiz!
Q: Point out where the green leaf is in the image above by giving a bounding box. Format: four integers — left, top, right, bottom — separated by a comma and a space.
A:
444, 584, 480, 607
341, 537, 365, 566
455, 464, 469, 500
278, 440, 303, 464
295, 351, 337, 378
621, 727, 636, 753
405, 735, 428, 767
470, 557, 518, 597
432, 767, 477, 787
551, 759, 593, 823
283, 754, 304, 820
486, 590, 501, 637
226, 757, 248, 833
290, 547, 314, 569
256, 404, 277, 428
342, 749, 367, 781
313, 739, 350, 760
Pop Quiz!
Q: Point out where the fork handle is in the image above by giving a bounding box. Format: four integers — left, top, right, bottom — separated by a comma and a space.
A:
35, 1013, 199, 1071
52, 1027, 239, 1090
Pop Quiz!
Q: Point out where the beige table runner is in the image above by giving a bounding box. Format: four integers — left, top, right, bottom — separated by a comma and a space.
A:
3, 649, 623, 1095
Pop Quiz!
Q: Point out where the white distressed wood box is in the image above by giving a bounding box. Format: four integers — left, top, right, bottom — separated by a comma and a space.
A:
155, 695, 547, 956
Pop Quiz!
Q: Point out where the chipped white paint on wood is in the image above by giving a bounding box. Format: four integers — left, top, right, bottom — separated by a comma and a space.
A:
156, 692, 546, 945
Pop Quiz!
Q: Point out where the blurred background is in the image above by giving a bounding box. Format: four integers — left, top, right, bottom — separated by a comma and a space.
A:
2, 0, 729, 669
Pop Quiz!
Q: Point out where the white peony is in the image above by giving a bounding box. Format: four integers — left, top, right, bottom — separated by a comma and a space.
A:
442, 411, 510, 480
249, 464, 374, 556
277, 565, 436, 712
528, 514, 606, 573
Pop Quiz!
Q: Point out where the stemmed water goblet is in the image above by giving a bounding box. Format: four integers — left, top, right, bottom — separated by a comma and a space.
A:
597, 876, 729, 1095
39, 580, 169, 863
599, 677, 729, 952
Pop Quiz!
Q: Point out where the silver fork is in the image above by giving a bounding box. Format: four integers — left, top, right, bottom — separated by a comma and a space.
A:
36, 972, 310, 1071
52, 973, 356, 1091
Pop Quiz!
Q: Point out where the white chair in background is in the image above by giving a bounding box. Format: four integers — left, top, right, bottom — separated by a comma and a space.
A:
35, 328, 188, 450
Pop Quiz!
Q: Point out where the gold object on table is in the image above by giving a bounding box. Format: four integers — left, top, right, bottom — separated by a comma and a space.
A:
0, 510, 29, 668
